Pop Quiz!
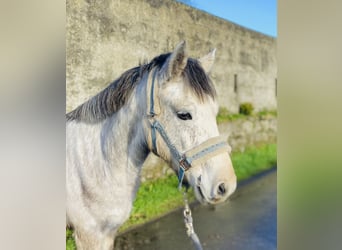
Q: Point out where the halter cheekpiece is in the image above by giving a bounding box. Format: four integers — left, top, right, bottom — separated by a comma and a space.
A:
146, 68, 231, 190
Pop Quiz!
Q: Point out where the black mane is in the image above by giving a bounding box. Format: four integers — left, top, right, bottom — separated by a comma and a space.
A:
66, 53, 216, 123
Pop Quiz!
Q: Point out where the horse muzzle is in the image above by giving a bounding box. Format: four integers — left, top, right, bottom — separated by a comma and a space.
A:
192, 153, 237, 205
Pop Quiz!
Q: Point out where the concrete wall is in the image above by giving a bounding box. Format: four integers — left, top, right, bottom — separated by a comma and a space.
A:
66, 0, 277, 113
218, 116, 277, 153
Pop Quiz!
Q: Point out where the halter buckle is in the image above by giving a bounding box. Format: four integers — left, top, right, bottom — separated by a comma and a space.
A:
178, 157, 191, 190
179, 157, 191, 171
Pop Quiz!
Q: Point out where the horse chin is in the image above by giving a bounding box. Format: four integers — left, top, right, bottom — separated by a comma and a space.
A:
194, 185, 209, 205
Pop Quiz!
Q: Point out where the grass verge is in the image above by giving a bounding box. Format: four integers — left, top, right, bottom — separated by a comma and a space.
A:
66, 143, 276, 248
118, 176, 194, 233
216, 107, 277, 123
66, 228, 74, 250
232, 143, 277, 181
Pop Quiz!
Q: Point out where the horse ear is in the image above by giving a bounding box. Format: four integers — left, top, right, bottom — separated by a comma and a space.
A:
161, 41, 188, 81
198, 48, 216, 73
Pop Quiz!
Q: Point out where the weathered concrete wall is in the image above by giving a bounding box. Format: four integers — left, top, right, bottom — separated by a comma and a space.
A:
141, 117, 277, 182
218, 116, 277, 152
66, 0, 277, 113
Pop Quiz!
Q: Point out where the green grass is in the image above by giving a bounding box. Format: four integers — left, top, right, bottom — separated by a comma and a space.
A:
257, 109, 277, 117
232, 143, 277, 181
66, 143, 277, 248
217, 113, 246, 123
66, 228, 75, 250
216, 107, 277, 123
118, 176, 194, 232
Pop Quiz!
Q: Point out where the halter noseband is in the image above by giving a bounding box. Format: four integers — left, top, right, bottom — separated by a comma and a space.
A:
146, 68, 231, 189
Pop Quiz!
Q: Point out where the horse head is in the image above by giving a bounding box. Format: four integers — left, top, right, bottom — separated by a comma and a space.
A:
145, 41, 236, 204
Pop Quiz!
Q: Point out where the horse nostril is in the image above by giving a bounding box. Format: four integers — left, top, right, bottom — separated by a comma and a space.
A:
217, 183, 226, 196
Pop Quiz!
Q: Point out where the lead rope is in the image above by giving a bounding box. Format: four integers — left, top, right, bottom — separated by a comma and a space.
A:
182, 189, 203, 250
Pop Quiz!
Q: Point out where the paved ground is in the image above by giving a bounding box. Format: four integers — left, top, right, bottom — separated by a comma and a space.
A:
115, 168, 277, 250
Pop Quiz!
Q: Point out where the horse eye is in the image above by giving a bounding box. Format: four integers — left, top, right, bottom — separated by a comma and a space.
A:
177, 112, 192, 120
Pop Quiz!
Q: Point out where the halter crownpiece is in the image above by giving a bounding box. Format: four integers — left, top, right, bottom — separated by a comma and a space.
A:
146, 68, 231, 189
146, 68, 161, 117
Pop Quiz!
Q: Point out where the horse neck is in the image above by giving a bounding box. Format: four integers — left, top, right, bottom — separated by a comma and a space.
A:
104, 78, 149, 171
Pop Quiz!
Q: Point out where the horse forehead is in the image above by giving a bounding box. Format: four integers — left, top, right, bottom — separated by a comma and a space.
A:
161, 80, 190, 97
161, 81, 217, 109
